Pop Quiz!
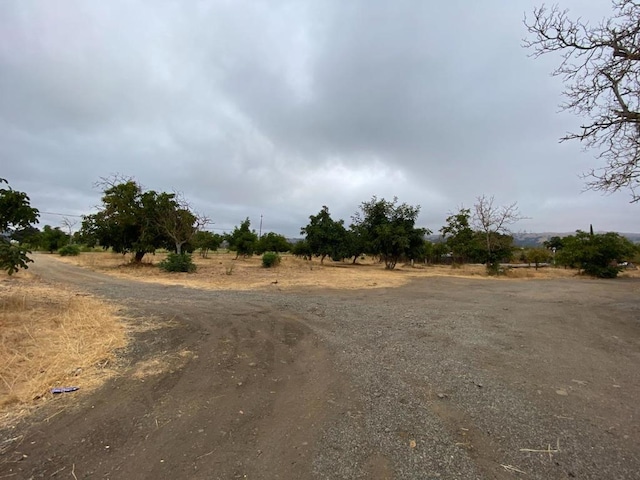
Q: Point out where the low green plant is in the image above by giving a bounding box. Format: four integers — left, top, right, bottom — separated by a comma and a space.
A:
58, 244, 81, 256
79, 244, 103, 253
262, 252, 281, 268
158, 253, 196, 273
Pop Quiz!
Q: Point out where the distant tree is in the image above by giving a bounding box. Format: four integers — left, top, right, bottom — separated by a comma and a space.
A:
61, 217, 77, 244
301, 206, 347, 264
440, 208, 475, 264
352, 196, 429, 269
81, 179, 162, 262
526, 247, 551, 270
342, 225, 367, 264
153, 192, 205, 254
291, 239, 312, 260
466, 231, 514, 265
525, 1, 640, 201
555, 236, 580, 269
256, 232, 291, 254
11, 225, 41, 248
81, 177, 200, 262
227, 218, 259, 258
39, 225, 69, 253
0, 179, 40, 274
193, 231, 222, 258
473, 195, 524, 272
543, 236, 564, 250
557, 230, 636, 277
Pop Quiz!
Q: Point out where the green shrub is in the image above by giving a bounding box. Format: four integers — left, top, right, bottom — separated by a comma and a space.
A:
159, 253, 197, 273
262, 252, 281, 268
58, 244, 81, 256
79, 244, 102, 253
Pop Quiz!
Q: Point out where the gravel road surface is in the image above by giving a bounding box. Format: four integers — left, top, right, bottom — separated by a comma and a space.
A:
1, 255, 639, 479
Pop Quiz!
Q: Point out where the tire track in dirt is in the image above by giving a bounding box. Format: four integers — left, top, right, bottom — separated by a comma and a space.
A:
1, 255, 346, 480
4, 255, 640, 479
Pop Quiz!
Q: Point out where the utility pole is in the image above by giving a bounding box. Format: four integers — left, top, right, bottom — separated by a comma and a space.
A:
259, 214, 263, 239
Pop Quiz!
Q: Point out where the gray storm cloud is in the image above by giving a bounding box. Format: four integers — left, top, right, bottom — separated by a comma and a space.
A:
1, 0, 637, 236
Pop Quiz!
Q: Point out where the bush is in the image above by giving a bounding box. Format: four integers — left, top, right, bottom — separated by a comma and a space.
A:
262, 252, 281, 268
159, 253, 197, 273
58, 244, 80, 256
558, 231, 636, 278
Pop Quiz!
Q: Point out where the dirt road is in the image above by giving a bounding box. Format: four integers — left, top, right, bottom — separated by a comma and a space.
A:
2, 255, 639, 479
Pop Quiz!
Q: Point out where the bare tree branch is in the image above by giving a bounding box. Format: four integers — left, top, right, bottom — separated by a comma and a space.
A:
524, 1, 640, 201
473, 195, 526, 269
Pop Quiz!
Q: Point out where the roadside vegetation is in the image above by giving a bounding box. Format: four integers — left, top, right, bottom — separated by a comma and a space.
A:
0, 274, 129, 426
3, 176, 638, 279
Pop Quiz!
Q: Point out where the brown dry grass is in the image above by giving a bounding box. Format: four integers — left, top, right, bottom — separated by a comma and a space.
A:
53, 251, 634, 291
0, 272, 129, 427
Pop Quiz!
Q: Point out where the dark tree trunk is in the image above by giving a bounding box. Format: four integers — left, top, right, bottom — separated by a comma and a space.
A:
134, 251, 145, 263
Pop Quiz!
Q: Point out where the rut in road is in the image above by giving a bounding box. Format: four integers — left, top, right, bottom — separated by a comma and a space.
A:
2, 255, 344, 480
3, 254, 640, 479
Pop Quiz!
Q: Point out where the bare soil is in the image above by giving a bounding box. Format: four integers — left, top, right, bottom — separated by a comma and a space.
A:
1, 254, 639, 479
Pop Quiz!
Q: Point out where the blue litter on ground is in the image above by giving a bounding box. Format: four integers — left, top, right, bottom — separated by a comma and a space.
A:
51, 387, 80, 394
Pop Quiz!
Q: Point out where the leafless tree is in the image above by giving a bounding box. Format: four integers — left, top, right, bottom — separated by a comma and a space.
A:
473, 195, 526, 267
524, 1, 640, 201
61, 217, 77, 244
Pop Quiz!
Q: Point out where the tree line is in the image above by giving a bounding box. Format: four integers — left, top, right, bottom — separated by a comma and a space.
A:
1, 177, 637, 278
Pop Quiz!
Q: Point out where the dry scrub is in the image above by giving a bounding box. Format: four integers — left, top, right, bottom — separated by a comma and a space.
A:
0, 273, 128, 427
54, 251, 629, 291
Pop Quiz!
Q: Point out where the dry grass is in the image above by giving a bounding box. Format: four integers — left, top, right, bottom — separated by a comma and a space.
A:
52, 251, 629, 291
0, 273, 129, 427
56, 252, 466, 290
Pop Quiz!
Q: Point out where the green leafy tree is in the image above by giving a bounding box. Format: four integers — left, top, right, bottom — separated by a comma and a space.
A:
340, 226, 367, 264
291, 239, 312, 260
301, 206, 347, 264
558, 230, 636, 277
40, 225, 69, 253
256, 232, 291, 254
352, 197, 429, 269
0, 179, 40, 274
153, 192, 202, 254
543, 236, 565, 266
11, 225, 41, 249
466, 231, 514, 267
193, 231, 222, 258
429, 241, 451, 264
440, 208, 475, 264
526, 248, 551, 270
81, 178, 199, 262
81, 179, 160, 262
227, 218, 259, 258
543, 236, 564, 250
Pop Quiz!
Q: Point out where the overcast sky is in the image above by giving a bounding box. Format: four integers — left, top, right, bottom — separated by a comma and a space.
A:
2, 0, 637, 237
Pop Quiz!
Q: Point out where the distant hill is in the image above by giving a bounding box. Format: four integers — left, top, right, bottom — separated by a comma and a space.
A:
427, 232, 640, 247
512, 232, 640, 247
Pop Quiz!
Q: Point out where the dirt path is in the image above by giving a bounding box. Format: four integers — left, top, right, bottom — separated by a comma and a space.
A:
2, 255, 640, 479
